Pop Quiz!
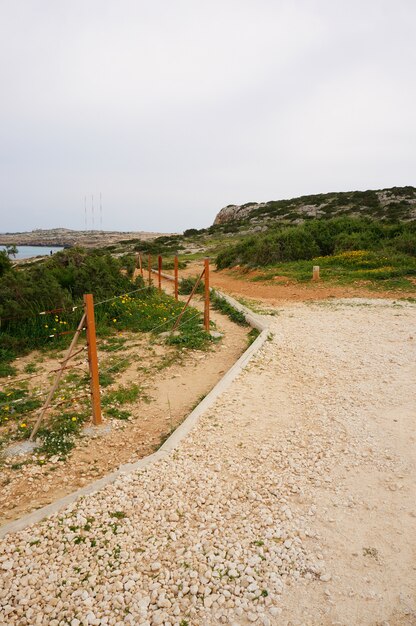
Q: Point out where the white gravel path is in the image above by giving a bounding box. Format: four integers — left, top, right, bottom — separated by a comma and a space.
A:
1, 299, 415, 626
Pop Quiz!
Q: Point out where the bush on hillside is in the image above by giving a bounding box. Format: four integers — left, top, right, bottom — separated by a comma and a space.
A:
217, 227, 319, 268
216, 217, 416, 269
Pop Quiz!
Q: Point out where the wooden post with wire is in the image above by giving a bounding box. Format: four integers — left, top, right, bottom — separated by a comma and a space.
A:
138, 252, 143, 277
158, 255, 162, 291
148, 254, 152, 287
174, 255, 179, 300
29, 312, 87, 442
204, 258, 210, 332
172, 267, 205, 332
84, 294, 102, 426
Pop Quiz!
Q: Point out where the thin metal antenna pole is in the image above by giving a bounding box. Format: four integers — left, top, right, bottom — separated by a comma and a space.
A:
100, 192, 103, 231
91, 195, 94, 230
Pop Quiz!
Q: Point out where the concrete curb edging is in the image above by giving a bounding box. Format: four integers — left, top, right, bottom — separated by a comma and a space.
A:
0, 291, 270, 539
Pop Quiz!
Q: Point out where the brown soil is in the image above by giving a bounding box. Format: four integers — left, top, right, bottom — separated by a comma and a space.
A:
175, 261, 415, 305
0, 280, 249, 527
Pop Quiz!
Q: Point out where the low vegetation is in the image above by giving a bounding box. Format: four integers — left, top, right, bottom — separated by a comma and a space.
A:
0, 247, 212, 459
178, 275, 205, 295
0, 248, 210, 376
211, 291, 248, 326
216, 217, 416, 290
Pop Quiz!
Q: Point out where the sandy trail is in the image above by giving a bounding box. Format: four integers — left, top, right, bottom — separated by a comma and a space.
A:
173, 261, 416, 304
0, 299, 415, 626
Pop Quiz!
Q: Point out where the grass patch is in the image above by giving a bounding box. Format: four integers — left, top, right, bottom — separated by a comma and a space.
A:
247, 328, 260, 346
102, 383, 142, 407
0, 386, 43, 428
24, 362, 38, 374
211, 291, 248, 326
104, 289, 211, 349
105, 407, 132, 420
99, 371, 115, 387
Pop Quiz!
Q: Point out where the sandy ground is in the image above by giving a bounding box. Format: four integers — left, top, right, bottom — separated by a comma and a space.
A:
260, 299, 416, 625
1, 298, 415, 625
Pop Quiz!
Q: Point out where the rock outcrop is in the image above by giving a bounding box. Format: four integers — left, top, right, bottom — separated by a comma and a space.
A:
214, 203, 264, 225
213, 187, 416, 226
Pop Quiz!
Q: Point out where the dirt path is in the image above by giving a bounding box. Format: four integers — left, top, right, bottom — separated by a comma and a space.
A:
0, 289, 249, 526
174, 261, 415, 305
1, 298, 414, 625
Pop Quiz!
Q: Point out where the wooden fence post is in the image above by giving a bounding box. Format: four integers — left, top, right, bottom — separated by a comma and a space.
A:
158, 255, 162, 291
138, 252, 143, 277
84, 294, 102, 426
148, 254, 152, 287
174, 255, 179, 301
312, 265, 320, 281
204, 258, 210, 332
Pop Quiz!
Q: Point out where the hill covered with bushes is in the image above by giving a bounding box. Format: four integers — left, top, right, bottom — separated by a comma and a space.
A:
214, 186, 416, 227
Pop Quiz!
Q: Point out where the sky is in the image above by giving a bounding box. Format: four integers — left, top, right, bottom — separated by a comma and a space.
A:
0, 0, 415, 234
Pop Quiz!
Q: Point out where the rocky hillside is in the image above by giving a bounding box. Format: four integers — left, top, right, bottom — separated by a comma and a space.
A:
214, 186, 416, 226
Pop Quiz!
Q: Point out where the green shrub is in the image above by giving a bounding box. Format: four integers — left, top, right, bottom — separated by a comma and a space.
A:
0, 248, 144, 370
216, 217, 416, 269
178, 275, 205, 295
217, 227, 319, 268
102, 383, 141, 406
390, 233, 416, 256
0, 250, 12, 277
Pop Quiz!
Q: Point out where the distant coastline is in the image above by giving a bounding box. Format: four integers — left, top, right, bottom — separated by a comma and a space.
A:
0, 228, 172, 249
0, 245, 64, 260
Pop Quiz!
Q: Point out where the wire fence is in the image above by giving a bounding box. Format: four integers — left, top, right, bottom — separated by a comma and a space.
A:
1, 265, 208, 440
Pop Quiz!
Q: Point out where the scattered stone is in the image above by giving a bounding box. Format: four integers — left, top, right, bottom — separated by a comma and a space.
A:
320, 573, 332, 582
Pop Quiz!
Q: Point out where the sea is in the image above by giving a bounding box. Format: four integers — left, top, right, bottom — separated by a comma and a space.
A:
0, 245, 64, 259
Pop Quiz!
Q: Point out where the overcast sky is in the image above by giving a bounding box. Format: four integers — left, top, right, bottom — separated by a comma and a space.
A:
0, 1, 415, 234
